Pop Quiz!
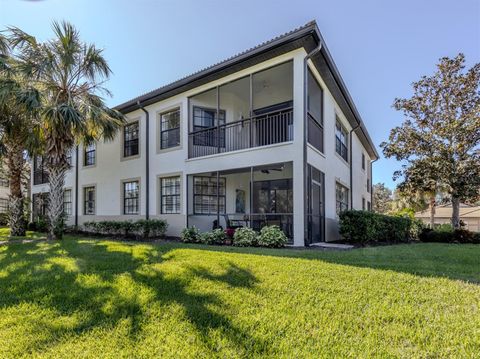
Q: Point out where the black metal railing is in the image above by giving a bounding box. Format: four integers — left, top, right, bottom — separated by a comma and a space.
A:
188, 108, 293, 158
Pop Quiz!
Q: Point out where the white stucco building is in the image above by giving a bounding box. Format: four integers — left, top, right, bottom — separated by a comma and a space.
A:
31, 21, 378, 246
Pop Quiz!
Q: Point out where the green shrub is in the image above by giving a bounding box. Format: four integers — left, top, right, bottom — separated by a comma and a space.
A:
0, 213, 8, 226
134, 219, 168, 239
199, 228, 226, 245
233, 227, 258, 247
419, 228, 479, 244
339, 210, 412, 244
81, 219, 167, 239
258, 225, 288, 248
181, 226, 200, 243
435, 223, 454, 232
409, 218, 425, 240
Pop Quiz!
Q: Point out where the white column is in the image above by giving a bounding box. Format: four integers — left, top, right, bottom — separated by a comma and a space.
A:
292, 50, 307, 246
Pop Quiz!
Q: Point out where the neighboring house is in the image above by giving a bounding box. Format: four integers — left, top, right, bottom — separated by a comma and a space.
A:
415, 204, 480, 232
30, 21, 379, 245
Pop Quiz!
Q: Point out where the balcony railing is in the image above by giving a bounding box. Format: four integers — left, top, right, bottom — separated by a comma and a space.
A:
188, 108, 293, 158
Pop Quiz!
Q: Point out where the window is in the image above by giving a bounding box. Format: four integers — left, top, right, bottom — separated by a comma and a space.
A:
124, 122, 139, 157
63, 189, 72, 216
193, 176, 226, 214
367, 178, 371, 193
253, 179, 293, 214
33, 156, 48, 185
362, 197, 366, 210
192, 107, 226, 147
123, 180, 139, 214
0, 177, 8, 187
161, 176, 180, 214
336, 182, 349, 215
66, 150, 73, 168
367, 201, 371, 211
84, 143, 96, 166
0, 198, 8, 213
335, 119, 348, 162
160, 109, 180, 149
362, 153, 365, 170
32, 192, 49, 220
307, 69, 324, 152
84, 186, 95, 215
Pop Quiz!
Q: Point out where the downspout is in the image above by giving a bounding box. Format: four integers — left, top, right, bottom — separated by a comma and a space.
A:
137, 101, 150, 220
349, 124, 360, 209
303, 41, 322, 245
74, 145, 79, 228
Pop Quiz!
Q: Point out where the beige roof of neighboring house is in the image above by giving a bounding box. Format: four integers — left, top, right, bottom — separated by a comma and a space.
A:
415, 205, 480, 219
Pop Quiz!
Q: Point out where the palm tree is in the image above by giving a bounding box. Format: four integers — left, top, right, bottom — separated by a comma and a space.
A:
8, 21, 125, 239
0, 33, 40, 236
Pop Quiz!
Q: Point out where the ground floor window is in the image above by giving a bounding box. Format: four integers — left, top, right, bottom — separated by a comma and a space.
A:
0, 198, 8, 214
193, 176, 226, 214
252, 179, 293, 214
63, 189, 72, 217
161, 176, 180, 214
123, 181, 139, 215
32, 192, 49, 220
84, 186, 95, 215
336, 183, 349, 214
362, 197, 366, 210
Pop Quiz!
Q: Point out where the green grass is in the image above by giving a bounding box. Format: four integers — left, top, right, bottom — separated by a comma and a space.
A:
0, 235, 478, 358
0, 227, 46, 240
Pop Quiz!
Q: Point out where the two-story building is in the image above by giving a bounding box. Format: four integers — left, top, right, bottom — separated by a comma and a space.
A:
31, 21, 378, 246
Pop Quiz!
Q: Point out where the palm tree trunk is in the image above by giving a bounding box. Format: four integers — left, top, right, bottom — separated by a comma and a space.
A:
451, 196, 461, 229
46, 162, 67, 240
5, 140, 26, 237
429, 196, 436, 229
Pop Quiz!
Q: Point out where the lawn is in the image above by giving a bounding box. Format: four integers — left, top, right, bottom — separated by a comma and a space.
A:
0, 234, 478, 358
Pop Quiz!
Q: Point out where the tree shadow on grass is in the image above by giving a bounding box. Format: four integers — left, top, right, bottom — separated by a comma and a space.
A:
0, 240, 263, 356
168, 241, 480, 284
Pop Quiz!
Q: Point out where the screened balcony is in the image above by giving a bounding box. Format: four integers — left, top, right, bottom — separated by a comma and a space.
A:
187, 162, 294, 242
188, 61, 293, 158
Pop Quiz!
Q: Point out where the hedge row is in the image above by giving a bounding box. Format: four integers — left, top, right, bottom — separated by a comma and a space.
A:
419, 228, 480, 244
339, 210, 414, 244
83, 219, 168, 239
181, 225, 288, 248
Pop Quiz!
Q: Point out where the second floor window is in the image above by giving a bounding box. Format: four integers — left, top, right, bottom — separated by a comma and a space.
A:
362, 153, 366, 170
335, 119, 348, 162
63, 189, 72, 216
84, 186, 95, 215
192, 107, 226, 147
336, 182, 349, 215
307, 69, 324, 153
33, 156, 48, 185
84, 144, 96, 166
161, 109, 180, 149
124, 122, 139, 157
123, 180, 139, 215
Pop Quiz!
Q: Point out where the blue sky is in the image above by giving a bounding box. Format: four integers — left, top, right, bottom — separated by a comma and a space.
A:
1, 0, 479, 188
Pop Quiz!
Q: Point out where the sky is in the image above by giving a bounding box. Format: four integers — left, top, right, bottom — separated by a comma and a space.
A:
1, 0, 479, 188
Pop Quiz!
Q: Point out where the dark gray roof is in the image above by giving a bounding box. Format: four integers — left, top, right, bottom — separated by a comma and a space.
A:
115, 20, 379, 159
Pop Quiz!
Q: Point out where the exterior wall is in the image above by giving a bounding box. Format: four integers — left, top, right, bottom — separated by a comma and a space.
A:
30, 47, 375, 245
305, 60, 371, 242
351, 133, 372, 210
